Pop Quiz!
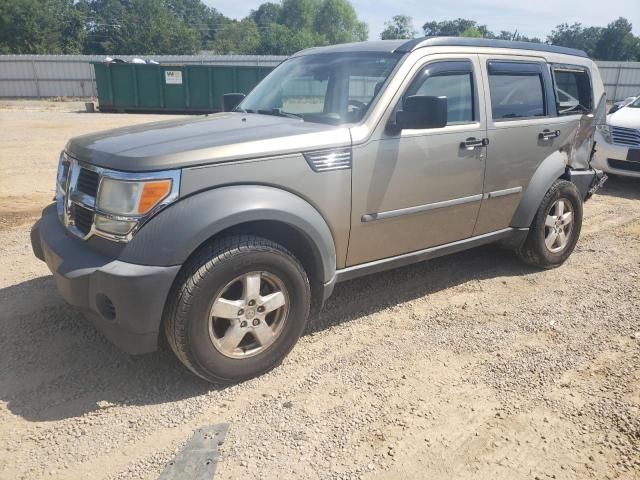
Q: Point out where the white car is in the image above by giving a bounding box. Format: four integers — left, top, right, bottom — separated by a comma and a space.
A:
592, 97, 640, 177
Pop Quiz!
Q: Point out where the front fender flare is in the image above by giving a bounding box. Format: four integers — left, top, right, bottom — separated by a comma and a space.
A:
510, 152, 567, 228
119, 185, 337, 284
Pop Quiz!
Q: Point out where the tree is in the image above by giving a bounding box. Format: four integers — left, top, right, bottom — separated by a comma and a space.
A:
423, 18, 492, 38
547, 22, 602, 57
213, 18, 261, 54
111, 0, 200, 54
0, 0, 86, 54
166, 0, 231, 49
257, 22, 319, 54
593, 17, 639, 61
461, 27, 482, 38
278, 0, 320, 32
380, 15, 416, 40
250, 3, 281, 27
314, 0, 368, 45
496, 30, 541, 43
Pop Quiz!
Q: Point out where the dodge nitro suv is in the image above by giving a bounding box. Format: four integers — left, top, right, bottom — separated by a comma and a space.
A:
32, 38, 607, 383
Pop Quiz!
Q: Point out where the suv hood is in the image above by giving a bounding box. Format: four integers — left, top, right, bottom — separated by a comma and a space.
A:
66, 112, 352, 171
608, 106, 640, 129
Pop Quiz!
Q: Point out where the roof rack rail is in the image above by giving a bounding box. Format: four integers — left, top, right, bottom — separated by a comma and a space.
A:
395, 37, 588, 58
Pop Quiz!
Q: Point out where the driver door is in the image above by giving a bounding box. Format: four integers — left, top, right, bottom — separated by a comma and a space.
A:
347, 54, 488, 266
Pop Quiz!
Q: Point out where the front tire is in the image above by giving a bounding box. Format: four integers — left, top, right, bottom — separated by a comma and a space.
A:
164, 235, 311, 384
516, 179, 583, 269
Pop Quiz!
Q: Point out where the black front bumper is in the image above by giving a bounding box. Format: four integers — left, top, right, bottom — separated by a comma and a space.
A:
31, 205, 180, 354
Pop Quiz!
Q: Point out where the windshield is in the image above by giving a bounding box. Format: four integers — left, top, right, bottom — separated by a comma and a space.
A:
629, 97, 640, 108
238, 52, 402, 126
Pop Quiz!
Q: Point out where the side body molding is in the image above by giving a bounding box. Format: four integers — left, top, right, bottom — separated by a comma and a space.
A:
119, 185, 337, 284
510, 152, 567, 228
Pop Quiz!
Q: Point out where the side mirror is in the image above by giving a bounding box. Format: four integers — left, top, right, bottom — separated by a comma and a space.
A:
394, 95, 448, 131
222, 93, 245, 112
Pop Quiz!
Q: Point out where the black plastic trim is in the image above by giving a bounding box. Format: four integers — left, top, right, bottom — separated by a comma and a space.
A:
336, 228, 518, 282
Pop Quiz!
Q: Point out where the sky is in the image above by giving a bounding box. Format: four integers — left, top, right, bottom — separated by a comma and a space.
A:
203, 0, 640, 39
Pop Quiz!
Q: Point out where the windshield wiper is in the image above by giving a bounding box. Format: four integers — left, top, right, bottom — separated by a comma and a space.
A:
256, 109, 303, 120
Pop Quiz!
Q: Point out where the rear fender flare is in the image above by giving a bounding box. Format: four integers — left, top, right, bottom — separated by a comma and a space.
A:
510, 152, 567, 228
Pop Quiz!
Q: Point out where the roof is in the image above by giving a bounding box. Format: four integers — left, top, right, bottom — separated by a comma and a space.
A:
292, 37, 588, 59
291, 40, 407, 56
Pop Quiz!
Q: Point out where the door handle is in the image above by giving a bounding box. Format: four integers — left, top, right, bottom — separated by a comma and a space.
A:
461, 137, 489, 150
539, 129, 560, 140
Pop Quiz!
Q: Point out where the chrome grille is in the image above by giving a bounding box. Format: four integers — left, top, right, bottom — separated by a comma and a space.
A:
77, 168, 100, 197
304, 149, 352, 172
72, 204, 94, 235
611, 126, 640, 147
56, 155, 99, 240
55, 153, 180, 242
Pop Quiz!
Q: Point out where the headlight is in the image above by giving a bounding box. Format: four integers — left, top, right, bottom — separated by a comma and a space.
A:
596, 124, 612, 143
93, 171, 179, 239
97, 178, 172, 216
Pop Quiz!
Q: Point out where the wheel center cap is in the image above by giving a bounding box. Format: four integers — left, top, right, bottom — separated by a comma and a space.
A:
245, 307, 256, 319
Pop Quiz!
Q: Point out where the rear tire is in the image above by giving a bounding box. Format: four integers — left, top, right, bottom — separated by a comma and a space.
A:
516, 180, 583, 269
164, 235, 311, 384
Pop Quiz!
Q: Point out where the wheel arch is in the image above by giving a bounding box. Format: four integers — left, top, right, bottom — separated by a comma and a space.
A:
510, 152, 568, 228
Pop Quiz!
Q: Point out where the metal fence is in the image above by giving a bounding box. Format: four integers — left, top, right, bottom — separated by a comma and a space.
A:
1, 55, 639, 101
597, 61, 640, 102
0, 55, 287, 98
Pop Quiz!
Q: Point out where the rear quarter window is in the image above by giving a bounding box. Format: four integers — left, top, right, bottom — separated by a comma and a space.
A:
552, 67, 593, 115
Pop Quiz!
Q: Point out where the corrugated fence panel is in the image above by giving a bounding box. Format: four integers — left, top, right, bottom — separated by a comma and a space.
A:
596, 61, 640, 101
1, 55, 638, 100
0, 54, 286, 98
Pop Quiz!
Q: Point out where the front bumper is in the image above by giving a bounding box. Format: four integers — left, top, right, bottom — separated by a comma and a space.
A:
31, 204, 180, 354
592, 133, 640, 178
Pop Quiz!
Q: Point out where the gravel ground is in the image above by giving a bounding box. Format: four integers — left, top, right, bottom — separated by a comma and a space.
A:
0, 102, 638, 480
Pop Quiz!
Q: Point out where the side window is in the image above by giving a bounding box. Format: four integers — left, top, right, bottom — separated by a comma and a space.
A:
552, 67, 593, 115
404, 60, 475, 124
488, 62, 546, 120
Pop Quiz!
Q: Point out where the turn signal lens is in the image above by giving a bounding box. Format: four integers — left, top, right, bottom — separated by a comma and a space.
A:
138, 180, 172, 214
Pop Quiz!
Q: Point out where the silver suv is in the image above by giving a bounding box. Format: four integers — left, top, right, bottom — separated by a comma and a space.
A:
31, 38, 607, 383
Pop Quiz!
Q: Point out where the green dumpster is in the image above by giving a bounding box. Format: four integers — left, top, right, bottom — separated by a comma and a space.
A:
92, 62, 274, 114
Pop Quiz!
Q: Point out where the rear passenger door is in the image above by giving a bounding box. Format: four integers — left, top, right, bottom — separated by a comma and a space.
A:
473, 56, 570, 235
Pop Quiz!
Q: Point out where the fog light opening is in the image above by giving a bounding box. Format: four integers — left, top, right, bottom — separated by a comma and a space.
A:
96, 294, 116, 321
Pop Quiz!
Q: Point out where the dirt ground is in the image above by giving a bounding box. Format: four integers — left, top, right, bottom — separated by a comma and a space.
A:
0, 101, 638, 480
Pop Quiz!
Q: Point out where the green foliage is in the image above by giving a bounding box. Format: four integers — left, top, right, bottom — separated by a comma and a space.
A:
166, 0, 230, 49
250, 3, 282, 27
416, 16, 638, 60
423, 18, 492, 38
548, 17, 639, 60
547, 23, 602, 57
257, 23, 320, 55
278, 0, 320, 32
380, 15, 416, 40
0, 0, 86, 54
461, 27, 483, 38
1, 0, 309, 55
314, 0, 368, 44
1, 2, 637, 60
594, 17, 639, 61
213, 18, 261, 54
